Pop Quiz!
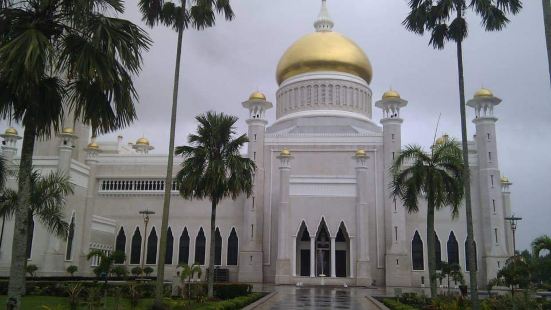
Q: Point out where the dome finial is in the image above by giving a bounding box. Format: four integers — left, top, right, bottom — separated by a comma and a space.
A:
314, 0, 334, 32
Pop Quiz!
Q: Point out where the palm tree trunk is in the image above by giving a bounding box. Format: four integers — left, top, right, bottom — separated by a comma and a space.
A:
7, 126, 36, 309
208, 200, 217, 298
456, 32, 480, 308
155, 24, 185, 304
427, 199, 437, 298
543, 0, 551, 86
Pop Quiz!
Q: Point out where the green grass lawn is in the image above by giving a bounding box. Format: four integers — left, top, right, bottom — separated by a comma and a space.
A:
0, 295, 157, 309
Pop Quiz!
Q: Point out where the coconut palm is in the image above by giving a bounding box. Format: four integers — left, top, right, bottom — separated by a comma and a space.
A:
179, 263, 202, 300
0, 170, 74, 242
175, 112, 255, 298
391, 139, 464, 298
137, 0, 234, 302
0, 0, 150, 305
544, 0, 551, 85
532, 235, 551, 257
403, 0, 522, 306
86, 250, 126, 277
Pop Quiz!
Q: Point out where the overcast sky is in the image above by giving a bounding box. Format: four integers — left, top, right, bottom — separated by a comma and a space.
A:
2, 0, 550, 251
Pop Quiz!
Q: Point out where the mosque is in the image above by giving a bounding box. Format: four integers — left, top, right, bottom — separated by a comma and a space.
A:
0, 0, 515, 289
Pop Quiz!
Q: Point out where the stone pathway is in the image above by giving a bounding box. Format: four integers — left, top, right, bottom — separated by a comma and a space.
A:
251, 286, 384, 310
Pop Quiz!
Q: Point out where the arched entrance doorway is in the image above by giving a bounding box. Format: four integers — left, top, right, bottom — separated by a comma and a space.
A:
295, 221, 311, 276
335, 222, 350, 277
315, 219, 331, 277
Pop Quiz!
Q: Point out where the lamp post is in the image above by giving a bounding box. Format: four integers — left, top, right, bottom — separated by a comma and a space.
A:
139, 209, 155, 273
505, 215, 522, 256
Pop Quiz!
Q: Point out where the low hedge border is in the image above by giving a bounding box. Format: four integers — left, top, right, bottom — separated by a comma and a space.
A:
196, 292, 265, 310
383, 298, 419, 310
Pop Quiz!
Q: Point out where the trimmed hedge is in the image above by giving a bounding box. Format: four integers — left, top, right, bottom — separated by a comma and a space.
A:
196, 292, 265, 310
383, 298, 420, 310
180, 283, 252, 300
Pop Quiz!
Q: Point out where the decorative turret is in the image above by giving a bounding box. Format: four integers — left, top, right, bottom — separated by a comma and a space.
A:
467, 88, 501, 119
132, 137, 154, 154
242, 91, 273, 120
375, 89, 408, 119
59, 127, 78, 148
85, 136, 101, 159
1, 127, 22, 161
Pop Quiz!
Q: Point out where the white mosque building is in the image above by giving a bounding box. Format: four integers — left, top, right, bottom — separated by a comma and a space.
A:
0, 0, 515, 289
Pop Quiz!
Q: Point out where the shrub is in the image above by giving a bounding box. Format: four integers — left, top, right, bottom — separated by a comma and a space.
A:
66, 283, 83, 310
26, 264, 38, 277
143, 266, 154, 276
66, 265, 78, 276
112, 265, 129, 278
131, 266, 143, 276
383, 298, 419, 310
214, 283, 252, 299
127, 283, 141, 310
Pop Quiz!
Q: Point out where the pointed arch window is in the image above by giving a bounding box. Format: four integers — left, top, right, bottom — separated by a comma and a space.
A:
115, 227, 126, 264
227, 228, 238, 266
465, 240, 478, 271
435, 232, 442, 270
65, 213, 75, 261
27, 217, 35, 259
195, 228, 206, 265
146, 227, 158, 264
179, 228, 190, 264
130, 227, 142, 264
447, 232, 460, 265
215, 228, 222, 265
412, 231, 424, 270
165, 227, 174, 264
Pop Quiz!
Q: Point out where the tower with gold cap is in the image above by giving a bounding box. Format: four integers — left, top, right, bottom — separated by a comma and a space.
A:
467, 88, 511, 283
239, 91, 273, 282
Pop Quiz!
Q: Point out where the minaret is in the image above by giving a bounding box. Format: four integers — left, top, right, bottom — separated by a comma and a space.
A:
275, 148, 292, 284
500, 176, 514, 256
57, 127, 78, 176
132, 137, 154, 154
375, 89, 412, 288
238, 91, 272, 283
1, 127, 22, 163
467, 88, 508, 282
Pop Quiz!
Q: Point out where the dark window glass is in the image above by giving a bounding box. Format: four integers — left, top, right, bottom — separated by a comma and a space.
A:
227, 228, 238, 266
215, 228, 222, 265
27, 217, 34, 259
435, 232, 442, 270
146, 227, 158, 264
165, 227, 174, 264
412, 231, 424, 270
115, 227, 126, 263
65, 215, 75, 260
179, 228, 190, 264
195, 228, 206, 265
447, 232, 460, 265
130, 227, 142, 264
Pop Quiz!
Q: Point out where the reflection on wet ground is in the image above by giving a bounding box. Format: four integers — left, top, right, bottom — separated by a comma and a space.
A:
262, 286, 371, 310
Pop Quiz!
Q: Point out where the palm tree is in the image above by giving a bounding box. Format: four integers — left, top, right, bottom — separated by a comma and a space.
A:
0, 170, 74, 242
175, 112, 255, 298
532, 235, 551, 257
0, 1, 150, 305
544, 0, 551, 85
391, 139, 464, 298
137, 1, 234, 302
403, 0, 522, 306
178, 263, 202, 300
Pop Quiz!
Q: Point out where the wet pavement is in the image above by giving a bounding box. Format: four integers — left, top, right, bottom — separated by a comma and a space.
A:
251, 286, 382, 310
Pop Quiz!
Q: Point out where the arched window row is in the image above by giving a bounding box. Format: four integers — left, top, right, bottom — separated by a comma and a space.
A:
118, 226, 239, 266
410, 231, 477, 271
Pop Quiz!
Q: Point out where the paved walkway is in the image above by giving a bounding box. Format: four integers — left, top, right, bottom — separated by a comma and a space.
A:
250, 285, 385, 310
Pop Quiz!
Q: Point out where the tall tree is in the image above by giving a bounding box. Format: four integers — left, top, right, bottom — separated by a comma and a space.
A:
391, 139, 464, 298
137, 0, 234, 303
544, 0, 551, 85
0, 1, 150, 307
0, 170, 74, 252
532, 235, 551, 257
403, 0, 522, 306
175, 112, 255, 298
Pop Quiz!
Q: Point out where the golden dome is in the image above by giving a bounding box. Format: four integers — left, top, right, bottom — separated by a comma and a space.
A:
276, 31, 373, 85
87, 142, 99, 150
62, 127, 74, 134
500, 176, 510, 184
4, 127, 18, 136
249, 91, 266, 101
435, 137, 445, 145
355, 149, 367, 157
382, 90, 400, 100
280, 148, 291, 156
474, 88, 493, 98
136, 137, 150, 146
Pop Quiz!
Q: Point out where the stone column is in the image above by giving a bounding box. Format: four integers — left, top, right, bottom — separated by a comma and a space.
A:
291, 237, 297, 276
330, 237, 336, 278
349, 237, 355, 278
354, 149, 371, 285
275, 148, 292, 284
310, 237, 315, 278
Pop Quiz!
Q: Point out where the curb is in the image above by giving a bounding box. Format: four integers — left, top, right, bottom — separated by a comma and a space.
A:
242, 291, 278, 310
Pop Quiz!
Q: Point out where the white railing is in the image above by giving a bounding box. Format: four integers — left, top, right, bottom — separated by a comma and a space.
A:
98, 179, 179, 194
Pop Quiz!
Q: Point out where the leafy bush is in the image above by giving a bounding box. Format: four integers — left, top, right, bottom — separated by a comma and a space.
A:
195, 293, 264, 310
382, 298, 419, 310
26, 264, 38, 277
143, 266, 154, 276
131, 266, 143, 276
66, 283, 83, 310
181, 283, 252, 300
66, 265, 78, 276
112, 265, 129, 278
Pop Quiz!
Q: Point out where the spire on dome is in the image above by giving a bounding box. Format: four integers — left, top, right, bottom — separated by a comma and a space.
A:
314, 0, 334, 32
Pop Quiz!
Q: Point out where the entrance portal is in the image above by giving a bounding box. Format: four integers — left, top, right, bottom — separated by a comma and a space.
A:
315, 219, 331, 277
